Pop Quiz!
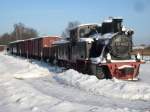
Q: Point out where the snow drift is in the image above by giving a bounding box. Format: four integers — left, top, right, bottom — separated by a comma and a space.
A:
1, 52, 150, 112
1, 53, 144, 112
54, 69, 150, 101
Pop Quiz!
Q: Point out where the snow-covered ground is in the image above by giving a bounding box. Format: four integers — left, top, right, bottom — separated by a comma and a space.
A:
0, 52, 150, 112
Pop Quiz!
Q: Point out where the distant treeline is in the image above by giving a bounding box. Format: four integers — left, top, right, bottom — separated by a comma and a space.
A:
0, 21, 80, 45
0, 23, 38, 45
132, 46, 150, 56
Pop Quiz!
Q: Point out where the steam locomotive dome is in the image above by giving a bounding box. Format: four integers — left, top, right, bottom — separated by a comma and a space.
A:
108, 33, 132, 59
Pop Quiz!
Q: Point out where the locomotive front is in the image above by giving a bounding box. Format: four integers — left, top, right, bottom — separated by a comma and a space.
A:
89, 18, 144, 80
108, 33, 132, 60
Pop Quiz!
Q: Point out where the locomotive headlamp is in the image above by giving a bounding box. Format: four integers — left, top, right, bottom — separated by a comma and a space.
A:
136, 53, 141, 61
107, 53, 111, 62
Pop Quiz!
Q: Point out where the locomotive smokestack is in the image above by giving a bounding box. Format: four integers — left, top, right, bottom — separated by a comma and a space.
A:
112, 18, 123, 33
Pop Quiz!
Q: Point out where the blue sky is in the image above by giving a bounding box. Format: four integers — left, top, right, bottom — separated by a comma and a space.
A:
0, 0, 150, 45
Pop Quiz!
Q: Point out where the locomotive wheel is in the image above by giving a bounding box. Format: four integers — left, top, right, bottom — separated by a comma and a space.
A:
96, 67, 105, 79
96, 66, 111, 79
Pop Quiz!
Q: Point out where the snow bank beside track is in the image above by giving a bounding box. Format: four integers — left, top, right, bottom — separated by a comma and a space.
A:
0, 53, 141, 112
54, 69, 150, 101
4, 53, 150, 102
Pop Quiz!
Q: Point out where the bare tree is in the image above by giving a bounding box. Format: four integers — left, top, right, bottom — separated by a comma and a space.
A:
0, 23, 38, 45
0, 33, 13, 45
12, 23, 38, 40
61, 21, 80, 38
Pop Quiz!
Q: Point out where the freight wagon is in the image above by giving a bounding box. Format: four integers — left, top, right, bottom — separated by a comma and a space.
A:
9, 36, 60, 60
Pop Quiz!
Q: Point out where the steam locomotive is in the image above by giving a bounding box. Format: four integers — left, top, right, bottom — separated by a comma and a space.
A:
8, 17, 144, 80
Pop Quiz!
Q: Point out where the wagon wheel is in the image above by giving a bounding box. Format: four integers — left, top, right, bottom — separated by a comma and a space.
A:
53, 58, 58, 65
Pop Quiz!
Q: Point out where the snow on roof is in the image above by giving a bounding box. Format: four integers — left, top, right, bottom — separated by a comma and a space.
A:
78, 23, 99, 27
79, 38, 94, 43
24, 36, 61, 41
113, 16, 123, 19
9, 39, 25, 44
42, 35, 61, 38
103, 17, 123, 23
52, 39, 69, 45
9, 36, 61, 44
103, 19, 113, 23
69, 23, 99, 30
24, 37, 39, 41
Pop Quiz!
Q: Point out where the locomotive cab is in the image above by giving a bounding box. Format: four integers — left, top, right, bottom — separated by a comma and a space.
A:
68, 24, 101, 73
69, 24, 101, 61
69, 24, 100, 43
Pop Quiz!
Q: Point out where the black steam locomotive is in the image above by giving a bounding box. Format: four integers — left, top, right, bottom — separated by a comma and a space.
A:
53, 17, 143, 80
